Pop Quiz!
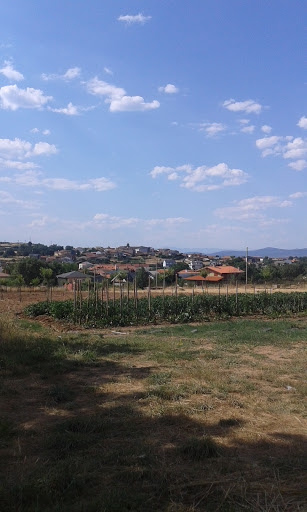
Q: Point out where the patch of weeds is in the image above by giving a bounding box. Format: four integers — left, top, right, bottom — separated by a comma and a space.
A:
147, 371, 172, 385
192, 403, 214, 412
0, 417, 16, 447
147, 384, 187, 401
46, 384, 75, 404
230, 398, 245, 409
178, 435, 220, 460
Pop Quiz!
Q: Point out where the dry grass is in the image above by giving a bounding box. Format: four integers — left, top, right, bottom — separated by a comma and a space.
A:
0, 314, 306, 511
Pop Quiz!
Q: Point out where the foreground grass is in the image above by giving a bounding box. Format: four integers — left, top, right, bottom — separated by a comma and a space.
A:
0, 315, 306, 511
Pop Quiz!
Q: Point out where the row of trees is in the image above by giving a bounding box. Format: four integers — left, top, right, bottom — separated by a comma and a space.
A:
228, 257, 307, 283
3, 259, 78, 286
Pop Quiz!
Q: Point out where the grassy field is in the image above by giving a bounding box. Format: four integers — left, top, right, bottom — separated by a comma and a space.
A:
0, 315, 306, 511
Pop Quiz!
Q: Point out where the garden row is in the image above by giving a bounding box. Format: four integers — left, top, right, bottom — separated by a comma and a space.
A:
24, 291, 307, 327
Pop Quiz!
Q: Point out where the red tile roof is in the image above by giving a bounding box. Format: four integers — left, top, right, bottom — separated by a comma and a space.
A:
206, 266, 244, 274
203, 275, 223, 282
183, 275, 206, 281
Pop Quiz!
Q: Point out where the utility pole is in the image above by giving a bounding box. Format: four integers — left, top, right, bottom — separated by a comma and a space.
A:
246, 246, 248, 287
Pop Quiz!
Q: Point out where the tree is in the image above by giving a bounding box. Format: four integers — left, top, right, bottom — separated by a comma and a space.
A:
135, 267, 149, 289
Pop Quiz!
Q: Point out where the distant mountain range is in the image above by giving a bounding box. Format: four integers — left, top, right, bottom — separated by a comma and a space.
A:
176, 247, 307, 258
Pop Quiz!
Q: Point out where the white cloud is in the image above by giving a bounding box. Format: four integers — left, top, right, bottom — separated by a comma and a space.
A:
150, 162, 248, 192
86, 77, 126, 100
261, 124, 272, 133
32, 142, 57, 156
30, 128, 50, 135
2, 170, 116, 192
200, 122, 226, 137
158, 84, 179, 94
0, 190, 37, 209
289, 191, 307, 198
223, 98, 262, 114
0, 158, 39, 170
41, 67, 81, 81
109, 95, 159, 112
288, 159, 307, 171
49, 102, 81, 115
86, 77, 159, 112
89, 177, 117, 191
63, 67, 80, 80
0, 60, 24, 81
241, 125, 255, 134
104, 67, 113, 76
0, 138, 32, 159
92, 213, 188, 229
255, 135, 286, 157
0, 85, 52, 110
0, 137, 57, 160
117, 13, 151, 24
215, 196, 292, 221
239, 119, 250, 125
283, 137, 307, 160
297, 116, 307, 129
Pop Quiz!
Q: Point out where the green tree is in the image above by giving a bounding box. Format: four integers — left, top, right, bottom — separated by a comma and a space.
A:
135, 267, 150, 289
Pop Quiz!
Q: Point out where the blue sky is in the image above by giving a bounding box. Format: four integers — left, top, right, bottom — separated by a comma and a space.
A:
0, 0, 306, 249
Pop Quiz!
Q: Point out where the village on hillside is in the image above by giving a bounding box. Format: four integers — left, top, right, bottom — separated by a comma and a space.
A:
0, 241, 306, 288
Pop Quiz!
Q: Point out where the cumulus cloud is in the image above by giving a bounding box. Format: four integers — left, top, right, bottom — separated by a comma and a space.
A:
0, 85, 52, 110
92, 213, 188, 229
0, 158, 39, 170
288, 159, 307, 171
223, 98, 262, 114
150, 162, 248, 192
31, 142, 57, 156
261, 124, 272, 133
256, 133, 307, 171
283, 137, 307, 160
240, 125, 255, 134
158, 84, 179, 94
41, 67, 81, 81
109, 95, 159, 112
117, 13, 151, 24
289, 191, 307, 198
297, 116, 307, 129
0, 137, 57, 160
2, 170, 116, 192
0, 60, 24, 81
199, 122, 226, 137
255, 135, 291, 157
86, 77, 159, 112
215, 196, 292, 221
31, 128, 50, 135
49, 102, 83, 115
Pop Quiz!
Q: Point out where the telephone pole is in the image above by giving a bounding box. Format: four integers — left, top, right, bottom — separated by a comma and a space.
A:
246, 247, 248, 286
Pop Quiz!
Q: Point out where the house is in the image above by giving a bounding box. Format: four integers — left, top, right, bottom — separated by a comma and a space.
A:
203, 275, 224, 284
187, 259, 203, 270
163, 259, 176, 268
56, 271, 91, 289
177, 270, 200, 279
183, 275, 207, 286
78, 261, 94, 270
206, 266, 244, 282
